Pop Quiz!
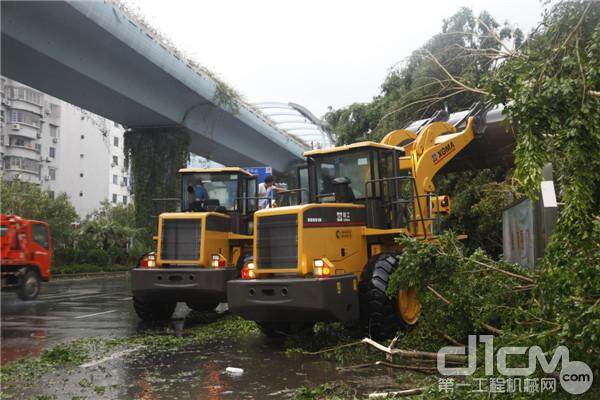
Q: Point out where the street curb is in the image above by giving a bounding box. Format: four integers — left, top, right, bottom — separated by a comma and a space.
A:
53, 270, 131, 281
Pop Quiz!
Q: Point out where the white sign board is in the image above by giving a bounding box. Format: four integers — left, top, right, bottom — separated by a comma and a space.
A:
540, 181, 557, 208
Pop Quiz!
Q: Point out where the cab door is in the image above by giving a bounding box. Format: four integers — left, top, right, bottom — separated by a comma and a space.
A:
297, 165, 309, 204
29, 222, 52, 279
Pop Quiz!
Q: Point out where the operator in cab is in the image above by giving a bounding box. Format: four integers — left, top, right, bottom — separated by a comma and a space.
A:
258, 175, 280, 209
194, 180, 209, 201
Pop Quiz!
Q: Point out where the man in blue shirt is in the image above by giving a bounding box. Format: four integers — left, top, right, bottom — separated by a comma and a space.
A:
194, 181, 209, 201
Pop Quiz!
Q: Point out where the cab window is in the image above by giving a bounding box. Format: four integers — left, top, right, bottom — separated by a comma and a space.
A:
31, 223, 49, 249
181, 173, 239, 210
315, 151, 371, 202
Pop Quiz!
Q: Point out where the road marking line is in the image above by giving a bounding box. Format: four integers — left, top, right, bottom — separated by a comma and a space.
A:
74, 310, 117, 319
118, 296, 132, 301
45, 293, 126, 304
80, 346, 144, 368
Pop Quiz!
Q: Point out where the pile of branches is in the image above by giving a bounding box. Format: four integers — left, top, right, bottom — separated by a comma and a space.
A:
387, 233, 537, 351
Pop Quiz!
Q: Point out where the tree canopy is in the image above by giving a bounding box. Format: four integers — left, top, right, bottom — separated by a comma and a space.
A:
0, 180, 78, 248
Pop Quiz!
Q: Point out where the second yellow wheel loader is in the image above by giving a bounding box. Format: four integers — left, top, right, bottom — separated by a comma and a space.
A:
131, 167, 257, 321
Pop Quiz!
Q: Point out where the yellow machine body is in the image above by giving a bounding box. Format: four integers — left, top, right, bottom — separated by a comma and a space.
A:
156, 212, 251, 268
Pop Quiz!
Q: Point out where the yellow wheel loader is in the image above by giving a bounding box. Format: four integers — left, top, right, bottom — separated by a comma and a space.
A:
227, 104, 514, 337
131, 167, 257, 321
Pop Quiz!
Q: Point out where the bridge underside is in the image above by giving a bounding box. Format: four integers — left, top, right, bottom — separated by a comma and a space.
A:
1, 1, 306, 173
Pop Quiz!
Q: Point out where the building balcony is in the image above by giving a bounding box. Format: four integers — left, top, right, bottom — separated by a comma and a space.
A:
5, 145, 40, 158
6, 99, 43, 115
6, 123, 40, 140
3, 168, 40, 180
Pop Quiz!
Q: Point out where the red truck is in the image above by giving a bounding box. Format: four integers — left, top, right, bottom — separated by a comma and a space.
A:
1, 214, 52, 300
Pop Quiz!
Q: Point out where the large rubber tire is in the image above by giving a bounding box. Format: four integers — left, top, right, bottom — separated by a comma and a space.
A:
257, 321, 315, 338
133, 297, 176, 322
186, 302, 219, 312
17, 270, 41, 301
358, 253, 408, 338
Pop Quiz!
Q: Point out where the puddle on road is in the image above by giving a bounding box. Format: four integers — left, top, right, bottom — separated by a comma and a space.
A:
3, 313, 405, 399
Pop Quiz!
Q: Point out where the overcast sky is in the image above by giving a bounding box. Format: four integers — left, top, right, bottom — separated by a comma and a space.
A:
127, 0, 546, 118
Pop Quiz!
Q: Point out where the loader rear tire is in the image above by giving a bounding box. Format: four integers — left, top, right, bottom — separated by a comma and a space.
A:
133, 297, 176, 322
257, 321, 314, 338
359, 253, 413, 338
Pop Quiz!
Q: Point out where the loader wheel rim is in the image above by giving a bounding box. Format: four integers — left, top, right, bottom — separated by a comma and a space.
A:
397, 287, 421, 325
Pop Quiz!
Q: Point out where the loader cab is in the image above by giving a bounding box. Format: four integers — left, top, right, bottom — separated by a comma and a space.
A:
303, 142, 411, 229
179, 168, 258, 234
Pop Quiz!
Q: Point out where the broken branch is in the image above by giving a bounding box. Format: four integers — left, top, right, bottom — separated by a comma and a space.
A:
368, 388, 425, 398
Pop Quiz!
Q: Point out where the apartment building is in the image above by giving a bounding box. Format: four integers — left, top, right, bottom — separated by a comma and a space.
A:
0, 76, 132, 217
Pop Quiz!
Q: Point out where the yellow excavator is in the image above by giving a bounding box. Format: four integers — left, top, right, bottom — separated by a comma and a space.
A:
227, 103, 513, 337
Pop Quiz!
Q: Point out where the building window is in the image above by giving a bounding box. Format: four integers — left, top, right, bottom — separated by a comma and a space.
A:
80, 173, 84, 178
113, 137, 119, 147
50, 125, 59, 138
112, 194, 117, 204
79, 191, 83, 197
10, 110, 41, 127
35, 143, 42, 153
9, 137, 29, 147
112, 155, 118, 166
48, 190, 55, 199
113, 174, 118, 185
7, 86, 42, 105
50, 103, 61, 119
122, 177, 128, 186
124, 157, 129, 170
80, 134, 85, 140
123, 196, 128, 205
49, 147, 56, 158
48, 167, 56, 181
80, 154, 84, 159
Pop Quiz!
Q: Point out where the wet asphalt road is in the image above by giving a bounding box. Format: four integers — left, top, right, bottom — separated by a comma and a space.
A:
1, 275, 395, 399
1, 273, 137, 362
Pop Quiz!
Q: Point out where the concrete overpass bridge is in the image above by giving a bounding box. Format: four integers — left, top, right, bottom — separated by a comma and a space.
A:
1, 1, 308, 173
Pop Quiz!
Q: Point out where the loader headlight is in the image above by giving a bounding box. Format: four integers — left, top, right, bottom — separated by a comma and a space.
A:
139, 253, 156, 268
241, 262, 255, 279
211, 254, 227, 268
313, 259, 331, 277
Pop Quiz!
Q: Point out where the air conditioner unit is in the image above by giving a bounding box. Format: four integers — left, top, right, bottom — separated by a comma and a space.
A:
44, 108, 51, 116
39, 155, 44, 161
52, 138, 58, 143
11, 123, 20, 131
44, 176, 50, 181
39, 118, 45, 124
111, 162, 116, 167
120, 182, 126, 187
45, 157, 51, 162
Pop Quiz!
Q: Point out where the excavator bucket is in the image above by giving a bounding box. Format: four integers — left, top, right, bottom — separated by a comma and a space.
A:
403, 105, 515, 172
